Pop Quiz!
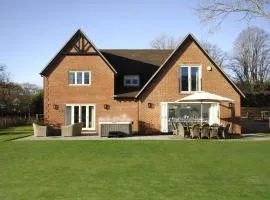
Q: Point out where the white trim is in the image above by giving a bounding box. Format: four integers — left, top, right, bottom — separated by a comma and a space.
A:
123, 75, 140, 87
98, 121, 132, 124
180, 65, 202, 93
65, 104, 96, 130
68, 71, 91, 86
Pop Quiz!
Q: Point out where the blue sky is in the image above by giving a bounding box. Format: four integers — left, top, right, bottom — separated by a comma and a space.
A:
0, 0, 269, 86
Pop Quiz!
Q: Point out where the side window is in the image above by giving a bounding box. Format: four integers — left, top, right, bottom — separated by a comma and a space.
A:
123, 75, 140, 87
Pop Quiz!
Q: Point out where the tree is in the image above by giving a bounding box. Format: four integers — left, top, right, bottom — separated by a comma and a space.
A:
150, 34, 181, 49
201, 41, 227, 67
150, 34, 226, 67
195, 0, 270, 29
0, 65, 10, 83
230, 26, 270, 94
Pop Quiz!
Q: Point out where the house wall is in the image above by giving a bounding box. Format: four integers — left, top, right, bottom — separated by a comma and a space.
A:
43, 55, 139, 133
138, 39, 241, 134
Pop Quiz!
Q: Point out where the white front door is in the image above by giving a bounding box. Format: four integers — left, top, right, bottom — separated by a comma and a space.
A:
65, 104, 95, 130
209, 103, 220, 125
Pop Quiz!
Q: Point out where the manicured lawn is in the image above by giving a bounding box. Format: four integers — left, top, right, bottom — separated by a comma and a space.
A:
0, 125, 33, 142
0, 137, 270, 199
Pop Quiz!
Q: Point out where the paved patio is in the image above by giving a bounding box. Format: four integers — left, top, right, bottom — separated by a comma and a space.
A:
16, 134, 270, 141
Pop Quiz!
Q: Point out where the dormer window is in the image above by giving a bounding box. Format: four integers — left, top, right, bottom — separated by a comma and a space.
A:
124, 75, 140, 87
69, 71, 91, 85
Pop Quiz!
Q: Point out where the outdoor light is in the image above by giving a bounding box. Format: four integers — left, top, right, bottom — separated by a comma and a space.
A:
229, 103, 233, 108
148, 103, 154, 108
104, 104, 110, 110
207, 66, 212, 71
53, 104, 59, 110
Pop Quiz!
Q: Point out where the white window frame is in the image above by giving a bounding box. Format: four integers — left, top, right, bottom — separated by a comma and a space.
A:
123, 75, 140, 87
65, 104, 96, 130
69, 71, 91, 86
180, 65, 201, 93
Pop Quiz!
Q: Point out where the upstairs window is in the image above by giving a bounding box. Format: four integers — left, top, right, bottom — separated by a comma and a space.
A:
123, 75, 140, 87
180, 66, 201, 92
69, 71, 91, 85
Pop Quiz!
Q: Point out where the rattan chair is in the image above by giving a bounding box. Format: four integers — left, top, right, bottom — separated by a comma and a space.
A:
223, 123, 231, 139
218, 126, 224, 139
201, 124, 210, 139
170, 120, 178, 136
210, 126, 218, 139
190, 124, 200, 139
177, 122, 185, 137
61, 123, 83, 137
33, 123, 48, 137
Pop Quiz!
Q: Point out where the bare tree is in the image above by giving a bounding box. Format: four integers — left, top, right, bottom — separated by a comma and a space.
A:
0, 65, 10, 83
195, 0, 270, 29
230, 26, 270, 93
150, 34, 226, 67
150, 34, 181, 49
201, 41, 227, 67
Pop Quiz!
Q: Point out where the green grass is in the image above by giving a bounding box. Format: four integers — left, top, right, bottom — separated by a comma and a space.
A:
0, 125, 33, 142
0, 139, 270, 199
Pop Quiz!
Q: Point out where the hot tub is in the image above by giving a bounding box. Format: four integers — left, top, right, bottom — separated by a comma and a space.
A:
99, 121, 132, 137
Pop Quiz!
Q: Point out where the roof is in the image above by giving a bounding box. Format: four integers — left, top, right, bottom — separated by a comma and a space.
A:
135, 33, 245, 98
40, 29, 245, 99
40, 29, 117, 76
100, 49, 172, 97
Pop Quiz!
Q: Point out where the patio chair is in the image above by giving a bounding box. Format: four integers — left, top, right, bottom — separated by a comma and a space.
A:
170, 120, 178, 136
201, 124, 210, 139
222, 123, 231, 139
33, 123, 48, 137
190, 124, 200, 139
61, 123, 83, 137
217, 126, 224, 139
177, 122, 185, 137
210, 126, 218, 139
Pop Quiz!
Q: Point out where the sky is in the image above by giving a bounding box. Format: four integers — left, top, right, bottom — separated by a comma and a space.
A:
0, 0, 269, 87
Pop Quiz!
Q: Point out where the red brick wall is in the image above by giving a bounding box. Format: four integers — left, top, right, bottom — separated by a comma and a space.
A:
138, 39, 241, 134
44, 37, 241, 135
43, 54, 139, 133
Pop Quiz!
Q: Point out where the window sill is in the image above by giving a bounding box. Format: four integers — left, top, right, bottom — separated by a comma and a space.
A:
68, 84, 91, 86
180, 91, 201, 94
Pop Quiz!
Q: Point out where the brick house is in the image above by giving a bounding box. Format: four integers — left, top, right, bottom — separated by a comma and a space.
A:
40, 29, 244, 135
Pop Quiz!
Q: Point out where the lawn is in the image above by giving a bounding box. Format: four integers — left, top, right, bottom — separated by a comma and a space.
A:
0, 127, 270, 199
0, 125, 33, 142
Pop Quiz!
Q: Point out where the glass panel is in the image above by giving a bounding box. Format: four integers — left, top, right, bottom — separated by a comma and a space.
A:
77, 72, 82, 84
65, 106, 71, 125
125, 79, 131, 85
181, 67, 189, 91
191, 67, 199, 91
168, 103, 202, 122
84, 72, 89, 84
132, 79, 138, 85
202, 104, 210, 122
81, 106, 86, 128
88, 106, 93, 128
74, 106, 79, 123
69, 72, 75, 84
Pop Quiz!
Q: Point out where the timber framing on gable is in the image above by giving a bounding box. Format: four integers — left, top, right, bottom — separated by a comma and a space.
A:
40, 29, 117, 76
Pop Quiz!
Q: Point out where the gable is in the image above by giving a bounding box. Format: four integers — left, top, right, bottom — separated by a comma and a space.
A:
66, 34, 96, 54
136, 34, 245, 98
40, 29, 117, 76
